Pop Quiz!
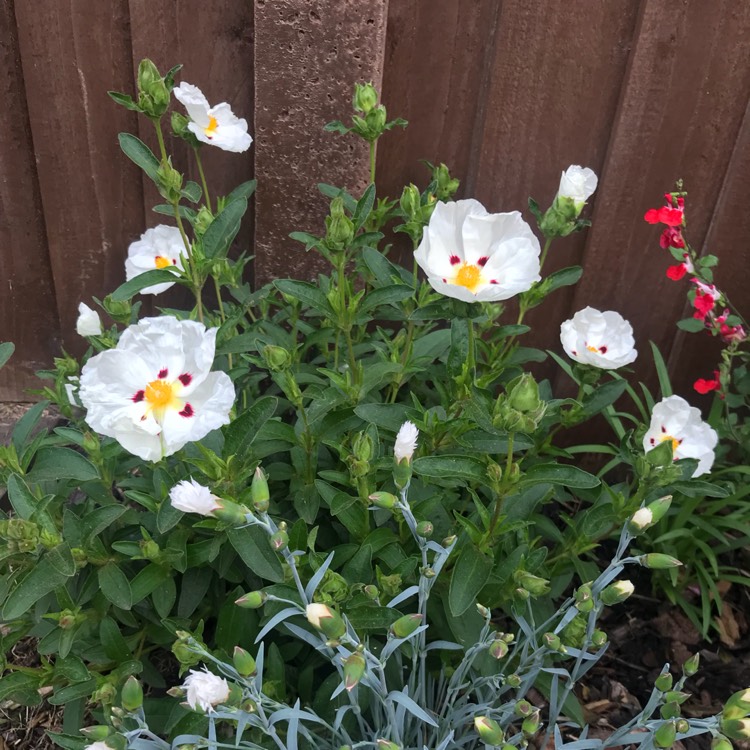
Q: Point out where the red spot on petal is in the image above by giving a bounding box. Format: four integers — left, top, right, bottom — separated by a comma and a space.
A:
599, 346, 608, 354
179, 403, 194, 417
650, 438, 655, 445
132, 390, 145, 403
490, 279, 498, 284
572, 350, 577, 355
178, 373, 192, 386
442, 278, 447, 283
661, 426, 666, 433
449, 255, 461, 266
477, 256, 488, 267
158, 368, 168, 379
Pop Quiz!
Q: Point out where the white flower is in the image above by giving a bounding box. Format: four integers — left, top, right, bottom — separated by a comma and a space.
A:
84, 743, 111, 750
643, 395, 718, 477
64, 377, 80, 407
557, 165, 598, 209
181, 668, 230, 713
174, 82, 252, 153
305, 602, 333, 630
414, 199, 541, 303
125, 225, 187, 295
394, 421, 419, 463
170, 478, 222, 516
79, 316, 235, 461
560, 307, 637, 369
629, 507, 653, 531
76, 302, 102, 337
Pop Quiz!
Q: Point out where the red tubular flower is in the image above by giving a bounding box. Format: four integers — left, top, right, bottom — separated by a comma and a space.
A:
692, 290, 715, 320
693, 371, 721, 395
659, 226, 685, 249
666, 264, 687, 281
644, 205, 683, 226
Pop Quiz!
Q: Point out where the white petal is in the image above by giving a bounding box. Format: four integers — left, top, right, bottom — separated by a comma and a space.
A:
173, 82, 212, 127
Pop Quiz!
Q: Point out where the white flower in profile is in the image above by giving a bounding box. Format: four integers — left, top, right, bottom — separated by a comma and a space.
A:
560, 307, 637, 369
174, 82, 252, 153
169, 478, 222, 516
125, 225, 187, 295
79, 316, 235, 462
414, 199, 541, 303
181, 668, 229, 713
394, 421, 419, 463
643, 395, 718, 478
557, 165, 598, 210
64, 377, 80, 407
76, 302, 102, 337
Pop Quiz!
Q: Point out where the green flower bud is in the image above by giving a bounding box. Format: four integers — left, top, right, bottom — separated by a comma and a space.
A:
722, 719, 750, 742
251, 466, 271, 513
192, 206, 214, 238
506, 673, 521, 688
171, 111, 201, 148
712, 735, 734, 750
80, 725, 111, 740
353, 82, 378, 114
660, 702, 681, 720
515, 587, 531, 601
54, 354, 79, 377
270, 530, 289, 551
82, 431, 100, 454
514, 700, 533, 717
561, 614, 587, 650
400, 184, 421, 219
476, 603, 490, 619
369, 492, 398, 510
241, 698, 258, 713
102, 294, 132, 324
102, 734, 128, 750
235, 591, 267, 609
655, 671, 674, 692
521, 708, 541, 736
488, 640, 509, 659
233, 646, 257, 677
421, 567, 436, 578
442, 535, 457, 548
120, 676, 143, 712
502, 633, 515, 643
474, 716, 504, 745
213, 499, 250, 526
390, 614, 423, 639
376, 570, 402, 598
343, 651, 366, 691
724, 688, 750, 718
591, 630, 608, 647
137, 59, 170, 118
262, 345, 291, 373
647, 495, 673, 524
675, 719, 689, 735
654, 721, 677, 748
376, 740, 400, 750
306, 603, 346, 640
363, 585, 379, 600
599, 580, 634, 606
664, 691, 690, 705
639, 554, 682, 570
507, 373, 542, 413
432, 163, 460, 200
543, 632, 562, 651
93, 681, 117, 705
325, 198, 355, 250
415, 520, 433, 538
515, 572, 550, 597
157, 159, 183, 203
682, 652, 700, 676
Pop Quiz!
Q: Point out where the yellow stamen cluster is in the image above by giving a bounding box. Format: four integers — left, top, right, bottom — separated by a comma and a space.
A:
154, 256, 172, 269
659, 434, 680, 454
204, 116, 219, 137
145, 380, 177, 409
455, 263, 482, 292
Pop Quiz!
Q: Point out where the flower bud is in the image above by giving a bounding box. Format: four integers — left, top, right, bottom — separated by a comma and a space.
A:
628, 506, 654, 535
80, 725, 111, 740
521, 708, 541, 736
415, 521, 433, 538
515, 572, 550, 597
712, 734, 734, 750
591, 630, 608, 647
376, 740, 400, 750
654, 721, 677, 748
683, 653, 700, 676
655, 671, 674, 692
675, 719, 689, 735
363, 585, 379, 600
665, 691, 690, 705
599, 580, 634, 606
102, 294, 132, 324
233, 647, 257, 677
251, 466, 271, 513
270, 530, 289, 552
192, 206, 214, 239
488, 640, 508, 659
724, 689, 750, 718
343, 651, 366, 691
262, 345, 291, 373
514, 700, 533, 717
660, 702, 681, 720
543, 632, 562, 651
722, 719, 750, 741
442, 535, 457, 548
157, 159, 183, 203
506, 673, 521, 688
369, 492, 398, 510
171, 111, 201, 148
306, 603, 346, 640
390, 614, 423, 639
213, 499, 250, 526
421, 566, 436, 578
639, 554, 682, 570
399, 184, 421, 219
476, 603, 490, 618
235, 591, 267, 609
432, 163, 460, 200
507, 373, 542, 413
353, 82, 378, 114
137, 58, 170, 118
120, 676, 143, 711
325, 198, 355, 250
647, 495, 673, 524
474, 716, 504, 745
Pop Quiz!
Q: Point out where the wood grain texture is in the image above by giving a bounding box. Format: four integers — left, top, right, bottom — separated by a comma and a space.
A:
0, 0, 60, 400
253, 0, 389, 284
571, 0, 750, 391
13, 0, 145, 350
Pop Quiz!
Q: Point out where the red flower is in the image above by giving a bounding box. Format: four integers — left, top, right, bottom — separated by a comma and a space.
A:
659, 226, 685, 249
693, 371, 721, 395
644, 205, 683, 227
666, 263, 687, 281
692, 290, 715, 320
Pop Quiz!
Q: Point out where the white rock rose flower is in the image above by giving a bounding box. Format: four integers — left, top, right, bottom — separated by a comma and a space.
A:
643, 395, 718, 478
76, 302, 102, 337
414, 199, 541, 303
174, 82, 253, 153
560, 307, 637, 369
79, 316, 235, 461
557, 165, 598, 209
169, 478, 222, 516
394, 421, 419, 463
125, 225, 187, 295
181, 667, 230, 713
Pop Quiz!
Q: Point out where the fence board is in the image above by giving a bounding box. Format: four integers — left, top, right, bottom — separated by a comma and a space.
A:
253, 0, 389, 285
571, 0, 750, 392
0, 0, 60, 401
13, 0, 145, 349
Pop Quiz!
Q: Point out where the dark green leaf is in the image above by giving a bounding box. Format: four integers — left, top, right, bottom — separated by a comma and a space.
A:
48, 679, 97, 705
317, 183, 357, 213
346, 605, 401, 631
353, 184, 376, 231
203, 198, 248, 259
99, 617, 132, 662
670, 480, 729, 498
226, 180, 257, 204
118, 133, 160, 181
519, 463, 600, 489
11, 400, 49, 452
152, 204, 197, 221
650, 340, 673, 397
676, 317, 706, 333
354, 403, 412, 432
413, 455, 487, 482
110, 268, 183, 301
29, 447, 99, 482
274, 279, 333, 315
6, 474, 37, 520
130, 563, 171, 605
98, 564, 132, 610
108, 91, 141, 112
81, 505, 128, 543
360, 285, 413, 312
227, 525, 284, 583
544, 266, 583, 293
223, 395, 278, 458
582, 380, 627, 416
447, 318, 469, 377
181, 180, 202, 204
448, 543, 492, 616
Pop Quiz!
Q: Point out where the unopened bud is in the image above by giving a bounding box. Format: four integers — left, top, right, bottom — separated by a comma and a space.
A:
233, 647, 257, 677
591, 630, 608, 647
683, 653, 700, 676
102, 294, 132, 324
599, 580, 634, 606
270, 530, 289, 551
722, 719, 750, 741
654, 721, 677, 748
80, 725, 111, 740
712, 735, 734, 750
476, 603, 490, 618
400, 184, 421, 219
343, 651, 366, 691
521, 709, 541, 736
363, 585, 379, 600
415, 521, 433, 538
655, 671, 673, 692
515, 572, 550, 597
376, 741, 400, 750
639, 553, 682, 570
647, 495, 673, 524
515, 700, 533, 717
665, 691, 690, 705
543, 632, 562, 651
251, 466, 270, 513
120, 676, 143, 711
235, 591, 267, 609
507, 373, 542, 413
390, 614, 423, 639
506, 673, 521, 688
421, 567, 436, 578
474, 716, 504, 745
241, 698, 258, 713
353, 82, 378, 114
306, 603, 346, 640
488, 640, 509, 659
724, 688, 750, 718
628, 506, 654, 535
213, 499, 250, 526
442, 535, 457, 548
660, 702, 681, 720
675, 719, 689, 735
369, 491, 398, 510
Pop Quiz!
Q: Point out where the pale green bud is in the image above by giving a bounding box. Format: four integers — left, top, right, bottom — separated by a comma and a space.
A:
369, 492, 398, 510
363, 585, 379, 600
515, 571, 550, 597
270, 530, 289, 551
262, 345, 291, 373
235, 591, 267, 609
660, 702, 681, 720
639, 553, 682, 570
591, 630, 608, 647
120, 676, 143, 711
376, 740, 400, 750
306, 603, 346, 640
655, 671, 673, 692
474, 716, 504, 745
390, 614, 423, 639
80, 725, 111, 740
400, 184, 421, 219
543, 632, 562, 651
712, 735, 734, 750
599, 580, 634, 606
353, 82, 378, 114
675, 719, 689, 735
514, 700, 533, 717
214, 499, 251, 526
251, 466, 271, 513
415, 520, 433, 538
343, 651, 366, 691
723, 719, 750, 741
488, 640, 508, 659
506, 673, 521, 688
683, 653, 700, 676
233, 647, 257, 677
137, 58, 170, 118
507, 373, 542, 413
521, 709, 541, 736
724, 688, 750, 718
647, 495, 673, 524
654, 720, 677, 748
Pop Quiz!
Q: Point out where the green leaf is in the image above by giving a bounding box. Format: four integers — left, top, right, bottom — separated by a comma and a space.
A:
227, 525, 284, 583
354, 403, 412, 432
118, 133, 159, 181
519, 463, 600, 489
323, 120, 351, 135
582, 379, 627, 417
317, 183, 357, 213
11, 400, 49, 451
108, 90, 141, 112
98, 564, 133, 610
203, 198, 248, 259
99, 617, 132, 662
447, 318, 469, 377
0, 341, 14, 370
3, 544, 75, 619
650, 340, 673, 397
181, 180, 202, 203
670, 480, 729, 498
676, 317, 705, 333
544, 266, 583, 293
353, 184, 376, 231
346, 605, 401, 631
362, 246, 404, 286
226, 180, 257, 204
6, 474, 37, 520
130, 563, 171, 605
413, 455, 487, 482
274, 279, 334, 315
448, 543, 492, 616
157, 498, 183, 534
29, 447, 99, 482
48, 679, 97, 705
177, 567, 213, 619
81, 505, 128, 544
223, 395, 278, 458
645, 440, 673, 468
110, 268, 182, 301
153, 204, 197, 221
359, 285, 413, 313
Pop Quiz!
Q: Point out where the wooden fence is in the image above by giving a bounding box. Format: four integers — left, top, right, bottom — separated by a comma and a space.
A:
2, 0, 749, 402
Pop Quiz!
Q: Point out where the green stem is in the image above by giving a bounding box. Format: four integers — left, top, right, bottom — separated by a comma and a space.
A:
369, 139, 377, 184
539, 236, 553, 272
153, 119, 168, 162
487, 433, 514, 539
467, 317, 477, 381
194, 147, 212, 214
212, 276, 233, 369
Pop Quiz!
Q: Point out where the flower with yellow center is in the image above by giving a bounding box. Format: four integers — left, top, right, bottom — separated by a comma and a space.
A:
79, 316, 235, 461
643, 395, 718, 478
413, 198, 541, 303
560, 307, 637, 370
125, 225, 187, 295
173, 82, 252, 153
